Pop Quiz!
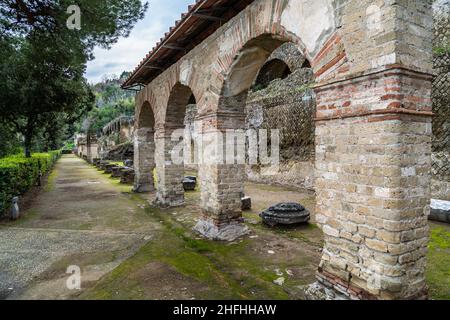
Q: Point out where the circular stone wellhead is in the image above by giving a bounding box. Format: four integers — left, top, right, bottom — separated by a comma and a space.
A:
183, 177, 197, 191
260, 202, 310, 226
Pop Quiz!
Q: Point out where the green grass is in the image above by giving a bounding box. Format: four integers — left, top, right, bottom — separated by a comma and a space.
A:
44, 168, 58, 192
5, 209, 40, 227
427, 224, 450, 300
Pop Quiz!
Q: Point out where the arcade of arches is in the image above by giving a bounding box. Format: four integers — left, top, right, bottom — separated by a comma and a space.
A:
131, 0, 434, 300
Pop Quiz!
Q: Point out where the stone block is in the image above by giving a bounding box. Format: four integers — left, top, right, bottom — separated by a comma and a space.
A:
111, 166, 122, 178
120, 168, 135, 185
241, 196, 252, 211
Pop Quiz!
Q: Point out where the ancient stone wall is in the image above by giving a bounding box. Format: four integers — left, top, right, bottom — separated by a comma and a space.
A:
134, 0, 434, 300
245, 43, 316, 189
431, 0, 450, 201
75, 134, 99, 162
134, 102, 156, 193
100, 116, 135, 157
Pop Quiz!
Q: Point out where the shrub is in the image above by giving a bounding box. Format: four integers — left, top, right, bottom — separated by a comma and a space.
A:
0, 151, 61, 216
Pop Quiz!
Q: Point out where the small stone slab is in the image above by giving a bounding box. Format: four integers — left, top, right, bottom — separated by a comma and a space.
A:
98, 161, 110, 170
430, 199, 450, 224
241, 196, 252, 211
104, 164, 115, 174
183, 177, 196, 191
260, 202, 310, 227
111, 166, 122, 178
120, 168, 135, 185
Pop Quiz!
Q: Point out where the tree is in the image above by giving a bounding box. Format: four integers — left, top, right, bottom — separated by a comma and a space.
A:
1, 0, 148, 55
0, 122, 21, 158
0, 1, 148, 156
75, 72, 135, 136
0, 34, 94, 157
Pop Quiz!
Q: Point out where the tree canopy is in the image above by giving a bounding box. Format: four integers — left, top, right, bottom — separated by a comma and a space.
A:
0, 1, 147, 157
76, 72, 135, 136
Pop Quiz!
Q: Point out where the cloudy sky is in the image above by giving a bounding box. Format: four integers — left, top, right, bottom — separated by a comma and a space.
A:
85, 0, 193, 84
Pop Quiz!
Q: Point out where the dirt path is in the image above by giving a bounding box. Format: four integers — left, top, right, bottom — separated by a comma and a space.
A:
0, 155, 160, 299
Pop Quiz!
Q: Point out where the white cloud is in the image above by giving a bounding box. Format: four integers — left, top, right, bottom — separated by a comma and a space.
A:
85, 0, 193, 84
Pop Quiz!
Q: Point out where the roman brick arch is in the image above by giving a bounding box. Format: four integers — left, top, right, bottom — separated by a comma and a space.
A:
220, 34, 293, 102
155, 83, 197, 207
194, 34, 314, 238
254, 58, 291, 89
131, 0, 434, 300
137, 101, 155, 129
134, 101, 156, 193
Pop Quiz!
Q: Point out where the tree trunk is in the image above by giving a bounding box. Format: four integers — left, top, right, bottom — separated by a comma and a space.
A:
24, 133, 32, 158
23, 116, 35, 158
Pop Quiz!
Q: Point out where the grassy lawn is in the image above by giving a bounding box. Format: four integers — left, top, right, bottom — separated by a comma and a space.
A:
427, 222, 450, 300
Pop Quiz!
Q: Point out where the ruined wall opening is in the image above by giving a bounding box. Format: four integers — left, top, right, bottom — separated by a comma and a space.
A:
245, 42, 316, 190
166, 84, 197, 167
134, 101, 156, 193
137, 102, 155, 129
184, 94, 198, 170
156, 83, 197, 206
210, 34, 317, 224
252, 59, 292, 91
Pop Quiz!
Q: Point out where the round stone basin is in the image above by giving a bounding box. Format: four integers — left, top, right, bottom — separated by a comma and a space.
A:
260, 202, 310, 226
183, 177, 196, 191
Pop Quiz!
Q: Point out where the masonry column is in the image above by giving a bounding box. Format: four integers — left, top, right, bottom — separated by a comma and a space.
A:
133, 128, 155, 193
154, 128, 184, 207
194, 112, 249, 241
309, 1, 434, 299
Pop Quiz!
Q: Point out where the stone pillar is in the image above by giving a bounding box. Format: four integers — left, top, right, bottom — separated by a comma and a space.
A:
154, 129, 184, 207
311, 69, 433, 300
303, 0, 435, 301
133, 128, 155, 193
199, 163, 245, 220
194, 113, 250, 241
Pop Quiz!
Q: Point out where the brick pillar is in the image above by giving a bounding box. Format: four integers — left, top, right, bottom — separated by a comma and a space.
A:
133, 128, 155, 193
194, 113, 249, 241
311, 68, 433, 300
199, 162, 245, 223
154, 129, 184, 207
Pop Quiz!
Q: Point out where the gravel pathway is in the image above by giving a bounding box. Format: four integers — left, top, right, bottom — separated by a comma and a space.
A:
0, 155, 156, 299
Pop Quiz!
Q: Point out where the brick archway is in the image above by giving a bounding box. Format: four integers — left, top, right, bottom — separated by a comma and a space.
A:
134, 101, 156, 193
155, 83, 197, 207
194, 34, 310, 241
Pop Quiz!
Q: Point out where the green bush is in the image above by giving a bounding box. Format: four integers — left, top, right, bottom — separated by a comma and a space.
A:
0, 151, 61, 215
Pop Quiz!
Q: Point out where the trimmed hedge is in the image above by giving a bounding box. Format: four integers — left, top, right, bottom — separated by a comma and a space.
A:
0, 151, 61, 215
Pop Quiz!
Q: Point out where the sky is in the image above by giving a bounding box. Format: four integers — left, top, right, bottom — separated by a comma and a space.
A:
85, 0, 193, 84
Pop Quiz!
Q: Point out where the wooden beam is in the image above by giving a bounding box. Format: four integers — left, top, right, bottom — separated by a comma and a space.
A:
142, 65, 164, 70
162, 44, 186, 51
191, 13, 226, 22
196, 7, 229, 14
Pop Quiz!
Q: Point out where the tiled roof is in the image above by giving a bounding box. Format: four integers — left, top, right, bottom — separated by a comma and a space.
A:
122, 0, 255, 89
